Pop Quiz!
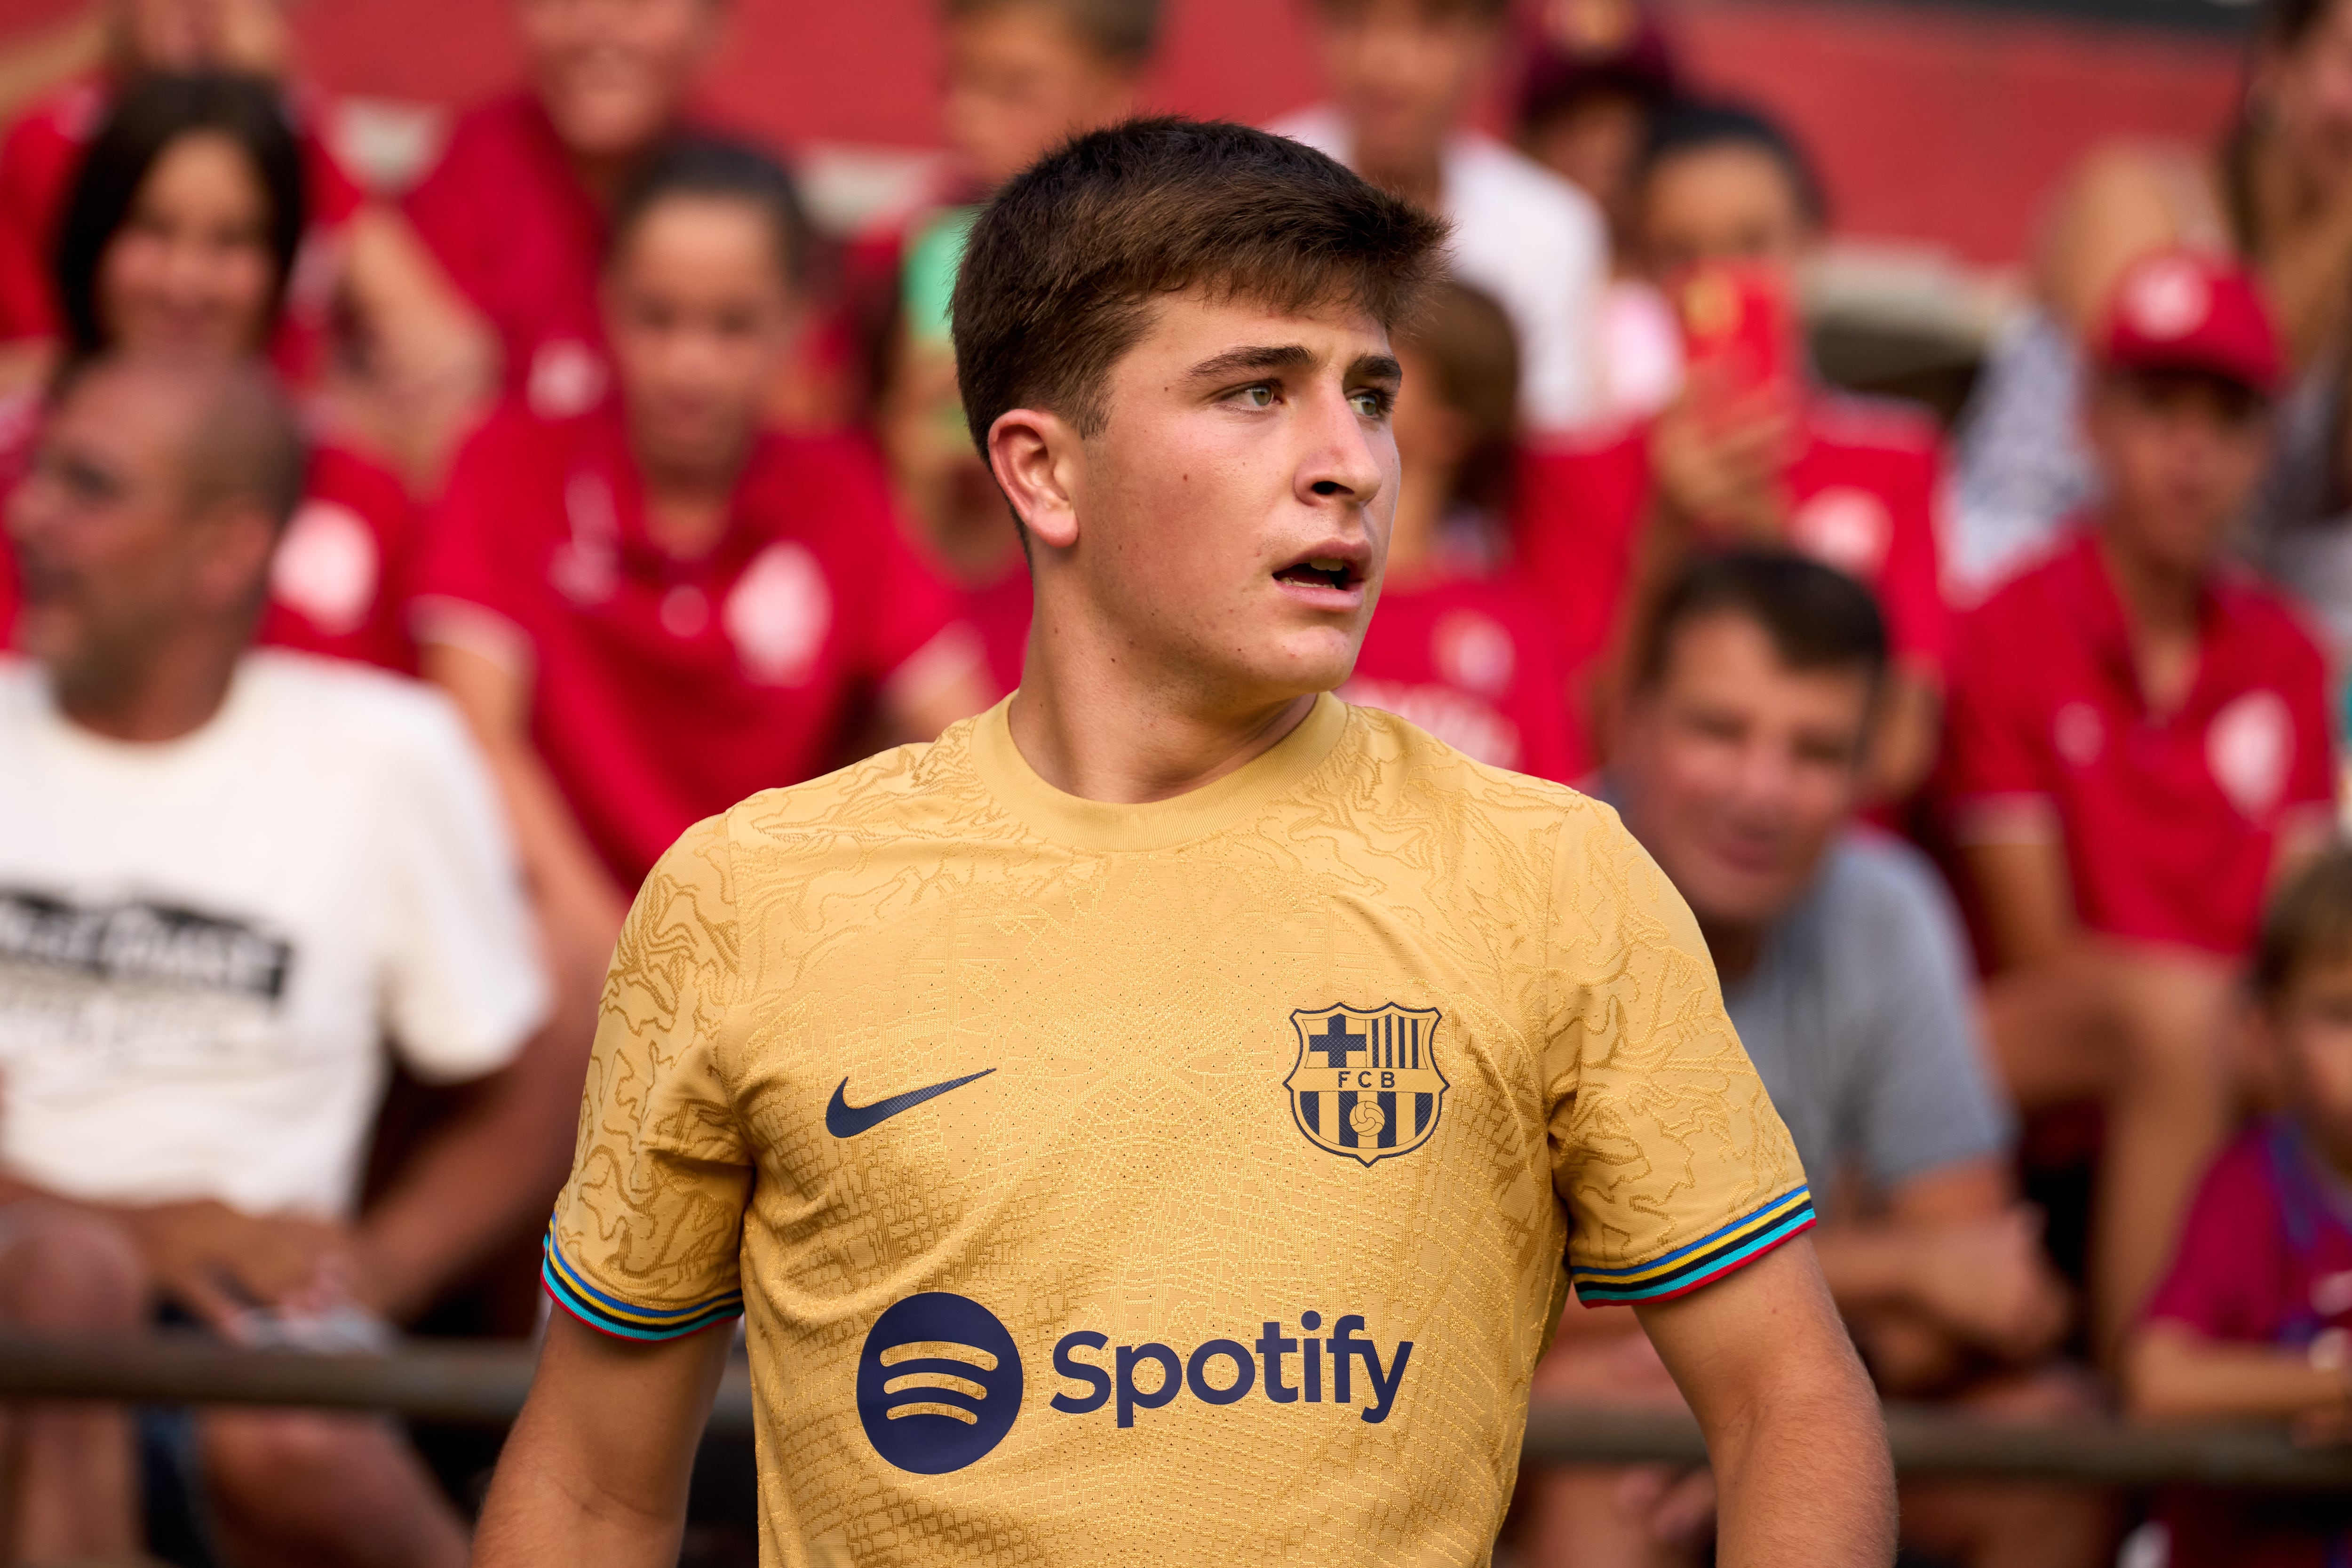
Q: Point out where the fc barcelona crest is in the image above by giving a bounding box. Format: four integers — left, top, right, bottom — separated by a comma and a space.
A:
1285, 1004, 1448, 1167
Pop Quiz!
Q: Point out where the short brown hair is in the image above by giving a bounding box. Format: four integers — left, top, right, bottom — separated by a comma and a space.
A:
2257, 847, 2352, 1001
951, 116, 1447, 454
943, 0, 1162, 65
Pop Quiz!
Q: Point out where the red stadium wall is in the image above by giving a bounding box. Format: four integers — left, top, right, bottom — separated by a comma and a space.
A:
0, 0, 2246, 265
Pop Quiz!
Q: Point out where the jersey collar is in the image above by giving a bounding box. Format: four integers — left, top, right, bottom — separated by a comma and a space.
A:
968, 692, 1351, 852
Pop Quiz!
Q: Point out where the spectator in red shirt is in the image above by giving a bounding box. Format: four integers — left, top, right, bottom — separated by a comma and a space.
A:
0, 73, 422, 672
1341, 279, 1586, 782
0, 0, 487, 478
1944, 250, 2337, 1359
2126, 848, 2352, 1565
1515, 101, 1949, 803
869, 0, 1162, 698
402, 0, 722, 426
414, 140, 988, 1036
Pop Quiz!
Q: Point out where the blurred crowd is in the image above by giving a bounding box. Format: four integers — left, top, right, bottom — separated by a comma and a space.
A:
0, 0, 2349, 1565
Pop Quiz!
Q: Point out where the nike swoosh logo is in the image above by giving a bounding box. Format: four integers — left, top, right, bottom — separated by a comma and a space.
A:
825, 1068, 996, 1138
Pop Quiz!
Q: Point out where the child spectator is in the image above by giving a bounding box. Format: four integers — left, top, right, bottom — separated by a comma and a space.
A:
413, 141, 987, 1032
1513, 0, 1685, 422
0, 352, 548, 1568
1523, 552, 2098, 1568
1949, 0, 2352, 601
1272, 0, 1607, 434
0, 0, 485, 477
1340, 279, 1585, 782
2126, 847, 2352, 1565
402, 0, 722, 423
869, 0, 1161, 696
0, 73, 424, 672
1515, 100, 1949, 802
1944, 250, 2336, 1359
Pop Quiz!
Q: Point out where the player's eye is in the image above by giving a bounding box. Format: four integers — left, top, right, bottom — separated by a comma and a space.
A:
1233, 384, 1276, 409
1349, 388, 1392, 419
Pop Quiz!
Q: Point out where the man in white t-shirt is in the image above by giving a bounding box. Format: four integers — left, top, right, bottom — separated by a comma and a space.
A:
0, 355, 548, 1568
1272, 0, 1607, 432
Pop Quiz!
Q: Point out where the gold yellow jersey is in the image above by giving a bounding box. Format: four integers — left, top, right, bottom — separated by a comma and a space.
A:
546, 695, 1809, 1566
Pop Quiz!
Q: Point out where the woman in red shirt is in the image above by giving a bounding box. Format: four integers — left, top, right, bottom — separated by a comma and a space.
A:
0, 72, 422, 671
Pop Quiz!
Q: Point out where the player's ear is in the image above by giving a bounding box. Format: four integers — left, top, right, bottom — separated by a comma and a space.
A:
986, 406, 1083, 551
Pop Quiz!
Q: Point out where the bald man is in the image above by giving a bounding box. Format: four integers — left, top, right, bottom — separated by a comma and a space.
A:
0, 354, 548, 1568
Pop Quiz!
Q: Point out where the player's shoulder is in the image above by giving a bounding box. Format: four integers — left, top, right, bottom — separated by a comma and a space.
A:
1343, 701, 1610, 831
714, 714, 991, 853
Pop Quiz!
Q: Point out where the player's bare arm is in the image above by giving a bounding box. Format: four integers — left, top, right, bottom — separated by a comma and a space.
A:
1640, 1242, 1894, 1566
473, 1313, 732, 1568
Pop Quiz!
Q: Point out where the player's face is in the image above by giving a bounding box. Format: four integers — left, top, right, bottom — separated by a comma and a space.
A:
2085, 369, 2272, 579
944, 4, 1138, 192
7, 370, 230, 683
1617, 611, 1871, 932
2273, 955, 2352, 1167
1637, 143, 1810, 281
606, 195, 801, 483
1315, 0, 1497, 177
1064, 291, 1400, 702
100, 131, 280, 357
517, 0, 718, 160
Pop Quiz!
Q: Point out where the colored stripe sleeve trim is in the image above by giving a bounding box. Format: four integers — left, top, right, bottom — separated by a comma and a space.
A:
541, 1229, 742, 1343
1571, 1187, 1817, 1307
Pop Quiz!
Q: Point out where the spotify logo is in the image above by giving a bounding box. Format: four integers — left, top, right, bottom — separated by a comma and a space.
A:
855, 1292, 1025, 1474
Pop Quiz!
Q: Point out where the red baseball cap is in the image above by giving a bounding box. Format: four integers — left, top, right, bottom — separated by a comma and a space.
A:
2095, 250, 2284, 398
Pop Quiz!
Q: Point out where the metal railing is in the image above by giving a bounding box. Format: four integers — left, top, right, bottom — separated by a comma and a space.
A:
2, 1331, 2348, 1491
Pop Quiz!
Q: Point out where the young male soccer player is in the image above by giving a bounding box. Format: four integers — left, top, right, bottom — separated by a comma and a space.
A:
474, 118, 1891, 1567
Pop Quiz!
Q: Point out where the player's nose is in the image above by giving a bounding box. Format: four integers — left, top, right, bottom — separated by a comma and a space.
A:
1295, 384, 1385, 511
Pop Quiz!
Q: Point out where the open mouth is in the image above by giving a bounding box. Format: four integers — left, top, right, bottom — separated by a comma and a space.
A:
1273, 556, 1359, 592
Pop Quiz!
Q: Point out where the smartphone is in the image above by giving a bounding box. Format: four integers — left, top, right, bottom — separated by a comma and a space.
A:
1666, 262, 1797, 398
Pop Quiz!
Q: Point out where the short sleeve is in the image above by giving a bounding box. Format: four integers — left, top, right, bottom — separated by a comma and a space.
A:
1546, 803, 1814, 1306
408, 408, 548, 667
377, 687, 548, 1080
2144, 1136, 2287, 1343
1940, 597, 2055, 836
544, 816, 754, 1340
1842, 845, 2014, 1190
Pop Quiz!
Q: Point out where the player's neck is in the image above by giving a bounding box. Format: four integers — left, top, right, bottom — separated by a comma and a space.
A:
1007, 650, 1320, 805
51, 619, 246, 744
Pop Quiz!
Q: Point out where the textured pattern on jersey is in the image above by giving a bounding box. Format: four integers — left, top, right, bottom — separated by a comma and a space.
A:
547, 698, 1805, 1567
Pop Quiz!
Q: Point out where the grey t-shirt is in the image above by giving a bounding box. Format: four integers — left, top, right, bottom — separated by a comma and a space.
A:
1719, 834, 2013, 1215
